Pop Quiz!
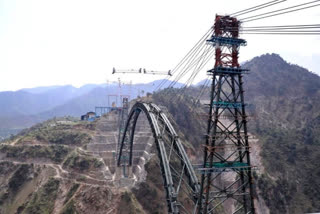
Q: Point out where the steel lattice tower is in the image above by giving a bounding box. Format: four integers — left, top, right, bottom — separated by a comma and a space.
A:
198, 15, 255, 214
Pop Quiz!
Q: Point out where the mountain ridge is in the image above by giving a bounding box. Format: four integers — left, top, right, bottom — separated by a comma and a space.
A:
0, 53, 318, 139
0, 79, 184, 139
0, 53, 319, 213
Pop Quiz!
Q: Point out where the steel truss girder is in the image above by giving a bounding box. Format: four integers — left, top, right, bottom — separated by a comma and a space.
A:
117, 102, 200, 214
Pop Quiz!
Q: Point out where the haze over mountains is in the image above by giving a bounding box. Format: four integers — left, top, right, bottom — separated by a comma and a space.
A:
0, 80, 183, 139
0, 53, 319, 140
0, 53, 319, 213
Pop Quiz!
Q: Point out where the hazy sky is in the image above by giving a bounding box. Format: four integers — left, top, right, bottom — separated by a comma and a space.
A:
0, 0, 319, 91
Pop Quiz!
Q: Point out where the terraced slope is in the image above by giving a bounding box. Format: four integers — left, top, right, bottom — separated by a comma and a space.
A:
0, 114, 155, 214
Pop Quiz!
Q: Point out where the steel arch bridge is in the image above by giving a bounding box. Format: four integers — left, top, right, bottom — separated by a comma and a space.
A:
117, 102, 200, 213
117, 13, 256, 214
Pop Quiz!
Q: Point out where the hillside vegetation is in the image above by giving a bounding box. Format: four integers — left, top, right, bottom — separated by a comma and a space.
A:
0, 117, 112, 214
244, 54, 320, 213
0, 53, 318, 213
152, 53, 320, 213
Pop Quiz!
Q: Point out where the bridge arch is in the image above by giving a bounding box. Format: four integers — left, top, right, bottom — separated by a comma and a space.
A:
117, 102, 200, 213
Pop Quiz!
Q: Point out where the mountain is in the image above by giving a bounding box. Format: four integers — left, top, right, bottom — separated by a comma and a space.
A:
0, 85, 101, 139
0, 53, 319, 213
241, 54, 320, 213
0, 85, 89, 118
20, 85, 66, 94
159, 53, 320, 213
0, 116, 148, 214
244, 53, 320, 130
0, 80, 184, 139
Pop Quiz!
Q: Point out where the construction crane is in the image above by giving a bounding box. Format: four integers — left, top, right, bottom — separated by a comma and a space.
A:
106, 78, 132, 107
112, 67, 172, 76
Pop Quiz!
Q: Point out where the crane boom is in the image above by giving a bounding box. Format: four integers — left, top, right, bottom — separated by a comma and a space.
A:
112, 67, 172, 76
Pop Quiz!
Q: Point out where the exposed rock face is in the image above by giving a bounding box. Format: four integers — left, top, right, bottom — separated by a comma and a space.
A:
0, 107, 273, 214
86, 111, 154, 180
0, 111, 160, 214
4, 53, 318, 213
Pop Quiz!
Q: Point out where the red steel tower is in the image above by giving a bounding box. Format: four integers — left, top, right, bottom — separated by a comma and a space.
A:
197, 15, 255, 214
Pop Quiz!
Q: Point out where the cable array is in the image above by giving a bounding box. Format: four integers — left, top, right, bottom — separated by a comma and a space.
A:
238, 24, 320, 35
214, 23, 320, 35
240, 0, 320, 23
153, 0, 320, 97
155, 28, 213, 91
230, 0, 287, 17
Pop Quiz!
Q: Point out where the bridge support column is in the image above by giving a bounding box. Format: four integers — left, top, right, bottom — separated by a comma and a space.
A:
127, 166, 133, 178
115, 165, 133, 179
115, 166, 122, 179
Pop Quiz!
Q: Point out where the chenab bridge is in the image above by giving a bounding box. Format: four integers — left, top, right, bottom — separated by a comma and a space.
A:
113, 13, 256, 214
89, 0, 320, 212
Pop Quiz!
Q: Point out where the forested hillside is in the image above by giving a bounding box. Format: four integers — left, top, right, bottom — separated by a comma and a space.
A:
244, 54, 320, 213
153, 53, 320, 213
0, 53, 319, 213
